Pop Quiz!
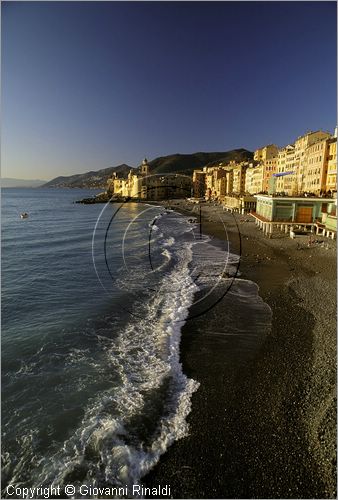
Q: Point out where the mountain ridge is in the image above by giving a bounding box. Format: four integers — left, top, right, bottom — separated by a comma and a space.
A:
42, 149, 253, 188
42, 164, 133, 188
147, 149, 253, 175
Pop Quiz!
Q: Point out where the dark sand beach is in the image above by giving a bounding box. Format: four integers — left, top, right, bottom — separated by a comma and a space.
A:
145, 202, 336, 499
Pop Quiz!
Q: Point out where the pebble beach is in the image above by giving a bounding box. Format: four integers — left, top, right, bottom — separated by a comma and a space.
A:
145, 201, 337, 499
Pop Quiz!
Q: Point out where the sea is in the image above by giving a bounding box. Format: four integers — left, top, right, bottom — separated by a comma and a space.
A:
2, 188, 272, 497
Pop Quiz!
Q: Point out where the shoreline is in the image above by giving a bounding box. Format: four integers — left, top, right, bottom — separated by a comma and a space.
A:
144, 201, 336, 498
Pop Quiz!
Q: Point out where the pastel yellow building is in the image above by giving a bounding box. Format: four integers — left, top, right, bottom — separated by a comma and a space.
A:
214, 169, 227, 197
302, 137, 330, 195
232, 163, 249, 194
193, 128, 336, 200
293, 130, 331, 193
276, 145, 296, 195
254, 144, 279, 162
204, 167, 215, 199
251, 164, 264, 194
224, 169, 233, 196
244, 166, 254, 194
262, 155, 279, 192
326, 137, 337, 194
253, 145, 279, 193
111, 175, 123, 196
203, 164, 236, 200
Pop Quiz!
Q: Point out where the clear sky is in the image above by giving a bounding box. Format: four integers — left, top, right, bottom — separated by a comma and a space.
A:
2, 1, 337, 181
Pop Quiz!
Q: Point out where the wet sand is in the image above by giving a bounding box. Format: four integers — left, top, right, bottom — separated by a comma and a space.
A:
144, 201, 336, 498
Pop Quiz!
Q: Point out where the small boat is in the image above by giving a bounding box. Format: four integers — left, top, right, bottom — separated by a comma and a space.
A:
20, 212, 29, 219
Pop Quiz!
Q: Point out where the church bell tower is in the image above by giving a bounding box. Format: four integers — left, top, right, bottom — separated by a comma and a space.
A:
141, 158, 149, 176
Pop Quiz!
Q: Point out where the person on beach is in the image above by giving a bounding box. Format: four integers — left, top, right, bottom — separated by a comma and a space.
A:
308, 233, 314, 247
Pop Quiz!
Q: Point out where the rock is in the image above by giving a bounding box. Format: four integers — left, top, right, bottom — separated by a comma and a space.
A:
76, 192, 111, 204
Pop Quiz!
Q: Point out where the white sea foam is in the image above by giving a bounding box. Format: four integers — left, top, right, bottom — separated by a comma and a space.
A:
3, 204, 274, 497
30, 233, 200, 496
162, 236, 175, 247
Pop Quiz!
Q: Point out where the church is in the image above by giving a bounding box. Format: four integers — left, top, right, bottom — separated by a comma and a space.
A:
107, 158, 192, 201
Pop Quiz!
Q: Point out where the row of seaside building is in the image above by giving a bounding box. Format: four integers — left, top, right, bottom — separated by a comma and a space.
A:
191, 129, 337, 238
193, 128, 337, 201
104, 128, 337, 236
106, 128, 336, 202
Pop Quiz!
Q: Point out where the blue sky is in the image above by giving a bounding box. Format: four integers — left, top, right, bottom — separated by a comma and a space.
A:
2, 1, 337, 181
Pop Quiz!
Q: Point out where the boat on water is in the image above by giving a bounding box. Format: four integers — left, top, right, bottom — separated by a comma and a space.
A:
20, 212, 29, 219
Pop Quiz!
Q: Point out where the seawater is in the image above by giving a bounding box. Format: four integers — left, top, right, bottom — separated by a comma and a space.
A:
2, 188, 271, 497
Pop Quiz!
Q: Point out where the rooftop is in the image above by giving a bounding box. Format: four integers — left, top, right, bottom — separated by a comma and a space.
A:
254, 194, 336, 202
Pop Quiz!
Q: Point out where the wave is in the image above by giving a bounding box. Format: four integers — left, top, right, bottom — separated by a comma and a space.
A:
19, 238, 200, 495
2, 203, 273, 498
162, 236, 175, 247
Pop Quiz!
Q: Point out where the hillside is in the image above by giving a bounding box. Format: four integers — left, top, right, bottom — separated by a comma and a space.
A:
42, 164, 132, 188
147, 149, 253, 176
43, 149, 253, 188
